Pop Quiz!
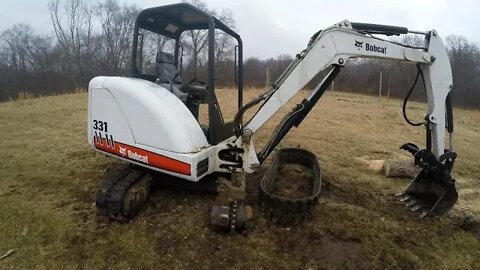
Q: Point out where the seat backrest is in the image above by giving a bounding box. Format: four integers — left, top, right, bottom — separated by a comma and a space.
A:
156, 51, 181, 84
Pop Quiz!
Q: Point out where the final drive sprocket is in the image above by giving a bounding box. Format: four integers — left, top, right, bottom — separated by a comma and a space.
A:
96, 166, 152, 222
210, 200, 251, 234
259, 148, 322, 226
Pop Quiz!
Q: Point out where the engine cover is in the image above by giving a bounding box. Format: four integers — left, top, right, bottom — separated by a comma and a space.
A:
87, 76, 212, 181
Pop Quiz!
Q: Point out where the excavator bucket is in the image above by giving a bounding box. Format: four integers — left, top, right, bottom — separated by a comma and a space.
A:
398, 144, 458, 217
397, 169, 458, 217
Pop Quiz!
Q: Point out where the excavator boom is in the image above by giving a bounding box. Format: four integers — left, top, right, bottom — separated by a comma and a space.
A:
232, 20, 457, 217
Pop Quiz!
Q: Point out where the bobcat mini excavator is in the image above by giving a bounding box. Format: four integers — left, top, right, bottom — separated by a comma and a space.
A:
89, 3, 458, 232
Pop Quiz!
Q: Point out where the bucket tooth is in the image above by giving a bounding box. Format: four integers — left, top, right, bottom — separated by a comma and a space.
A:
399, 195, 411, 202
394, 193, 404, 198
405, 201, 416, 207
410, 205, 422, 212
419, 211, 429, 218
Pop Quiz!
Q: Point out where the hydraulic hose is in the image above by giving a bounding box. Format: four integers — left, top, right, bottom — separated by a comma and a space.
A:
402, 65, 426, 127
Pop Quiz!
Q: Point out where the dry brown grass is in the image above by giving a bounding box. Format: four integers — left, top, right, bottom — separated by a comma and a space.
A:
0, 88, 479, 269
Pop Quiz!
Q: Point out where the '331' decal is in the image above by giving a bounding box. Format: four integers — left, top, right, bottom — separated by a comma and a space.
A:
93, 120, 108, 132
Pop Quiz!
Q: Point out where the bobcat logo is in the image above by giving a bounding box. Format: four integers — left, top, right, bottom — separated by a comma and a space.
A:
119, 146, 127, 156
355, 40, 363, 50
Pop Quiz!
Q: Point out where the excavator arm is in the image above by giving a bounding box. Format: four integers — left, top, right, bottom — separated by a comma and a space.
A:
233, 20, 457, 217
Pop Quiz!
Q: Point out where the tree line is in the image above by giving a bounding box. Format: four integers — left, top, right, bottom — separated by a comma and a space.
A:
0, 0, 139, 101
240, 35, 480, 108
0, 0, 478, 108
331, 34, 480, 108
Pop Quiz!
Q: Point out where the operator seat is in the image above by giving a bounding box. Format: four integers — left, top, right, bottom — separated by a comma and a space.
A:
156, 51, 188, 101
156, 51, 208, 119
156, 51, 182, 84
156, 51, 208, 98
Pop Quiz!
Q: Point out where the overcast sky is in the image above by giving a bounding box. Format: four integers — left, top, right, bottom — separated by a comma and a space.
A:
0, 0, 478, 59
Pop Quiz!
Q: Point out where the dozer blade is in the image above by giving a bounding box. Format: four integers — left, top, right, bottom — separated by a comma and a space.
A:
401, 169, 458, 217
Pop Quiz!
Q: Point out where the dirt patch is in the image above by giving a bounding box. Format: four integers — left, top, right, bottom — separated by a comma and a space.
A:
271, 163, 314, 198
274, 230, 370, 270
319, 237, 370, 270
459, 216, 480, 240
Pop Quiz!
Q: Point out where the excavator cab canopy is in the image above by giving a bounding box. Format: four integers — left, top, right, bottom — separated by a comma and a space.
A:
130, 3, 243, 144
134, 3, 240, 39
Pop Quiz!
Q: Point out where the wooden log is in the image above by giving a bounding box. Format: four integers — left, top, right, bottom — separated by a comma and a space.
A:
384, 158, 421, 178
368, 160, 385, 173
355, 158, 384, 173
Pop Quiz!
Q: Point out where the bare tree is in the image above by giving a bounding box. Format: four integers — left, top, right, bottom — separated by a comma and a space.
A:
446, 35, 480, 107
96, 0, 139, 75
48, 0, 95, 87
0, 24, 36, 99
0, 24, 35, 72
180, 0, 236, 79
0, 24, 60, 100
214, 8, 236, 62
244, 57, 266, 87
180, 0, 209, 78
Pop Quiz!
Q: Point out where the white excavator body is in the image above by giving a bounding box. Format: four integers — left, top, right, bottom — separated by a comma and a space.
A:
87, 76, 218, 181
89, 3, 459, 230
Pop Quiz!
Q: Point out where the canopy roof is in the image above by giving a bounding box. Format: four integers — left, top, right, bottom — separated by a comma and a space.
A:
137, 3, 239, 39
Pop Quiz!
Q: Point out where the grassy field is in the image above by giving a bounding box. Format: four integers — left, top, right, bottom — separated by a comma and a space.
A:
0, 89, 479, 269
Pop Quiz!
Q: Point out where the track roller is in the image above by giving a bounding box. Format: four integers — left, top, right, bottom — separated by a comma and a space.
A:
96, 166, 152, 222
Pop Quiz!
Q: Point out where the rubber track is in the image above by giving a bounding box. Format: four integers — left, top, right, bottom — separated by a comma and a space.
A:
259, 148, 322, 226
96, 166, 148, 223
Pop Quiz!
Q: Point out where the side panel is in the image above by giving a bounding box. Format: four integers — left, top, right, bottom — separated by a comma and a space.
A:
89, 85, 136, 147
87, 76, 215, 181
102, 77, 209, 153
92, 136, 216, 181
